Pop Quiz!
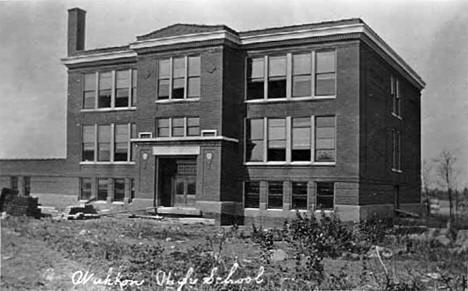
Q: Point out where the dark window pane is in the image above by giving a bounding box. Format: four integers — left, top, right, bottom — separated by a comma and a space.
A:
268, 78, 286, 98
115, 89, 129, 107
316, 182, 334, 210
172, 78, 185, 99
244, 181, 260, 208
131, 69, 137, 106
98, 89, 111, 108
176, 181, 184, 194
114, 179, 125, 201
187, 180, 196, 195
268, 118, 286, 161
268, 181, 283, 209
247, 80, 264, 100
315, 150, 335, 162
97, 179, 108, 201
292, 182, 308, 210
80, 178, 92, 200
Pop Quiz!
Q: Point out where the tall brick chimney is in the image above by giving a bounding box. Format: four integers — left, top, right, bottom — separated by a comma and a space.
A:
67, 8, 86, 56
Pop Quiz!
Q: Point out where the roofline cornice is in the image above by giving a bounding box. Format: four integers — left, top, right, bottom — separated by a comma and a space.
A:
61, 23, 424, 89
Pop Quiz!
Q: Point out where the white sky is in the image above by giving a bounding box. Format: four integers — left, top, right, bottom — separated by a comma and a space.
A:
0, 0, 467, 187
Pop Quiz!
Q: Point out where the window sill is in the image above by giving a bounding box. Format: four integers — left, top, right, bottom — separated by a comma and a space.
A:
155, 98, 200, 104
95, 200, 107, 204
80, 161, 136, 165
112, 201, 124, 204
391, 168, 403, 173
245, 96, 335, 103
244, 161, 335, 166
391, 112, 403, 120
81, 107, 136, 112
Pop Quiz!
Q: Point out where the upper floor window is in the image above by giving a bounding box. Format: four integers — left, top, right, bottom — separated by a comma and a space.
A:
392, 129, 401, 171
245, 115, 336, 163
246, 50, 336, 101
155, 117, 200, 138
157, 56, 201, 101
315, 116, 336, 162
391, 75, 401, 117
268, 56, 287, 98
315, 50, 336, 96
82, 69, 137, 110
82, 125, 95, 162
83, 73, 96, 109
82, 123, 134, 163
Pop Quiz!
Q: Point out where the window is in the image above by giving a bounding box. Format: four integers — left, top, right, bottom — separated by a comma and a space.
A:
83, 73, 96, 109
131, 123, 136, 161
315, 50, 336, 96
131, 69, 137, 106
158, 59, 170, 99
267, 118, 286, 161
246, 119, 264, 162
10, 176, 18, 191
172, 118, 185, 137
187, 117, 200, 136
114, 124, 129, 161
157, 118, 170, 137
293, 53, 312, 97
97, 178, 108, 201
130, 178, 135, 202
172, 57, 185, 99
292, 117, 311, 161
247, 58, 264, 100
246, 50, 336, 100
268, 181, 283, 209
315, 116, 335, 162
292, 182, 308, 210
98, 71, 112, 108
24, 176, 30, 195
83, 69, 136, 110
82, 125, 95, 162
188, 56, 201, 98
391, 75, 401, 117
392, 130, 401, 171
268, 56, 287, 98
156, 117, 200, 138
244, 181, 260, 208
98, 125, 111, 161
114, 179, 125, 202
316, 182, 334, 210
158, 56, 200, 100
80, 178, 92, 200
115, 70, 130, 107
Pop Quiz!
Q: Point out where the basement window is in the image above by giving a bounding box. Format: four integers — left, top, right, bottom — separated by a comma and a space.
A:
268, 181, 283, 209
292, 182, 308, 210
97, 178, 108, 201
316, 182, 334, 210
244, 181, 260, 208
80, 178, 92, 200
114, 179, 125, 202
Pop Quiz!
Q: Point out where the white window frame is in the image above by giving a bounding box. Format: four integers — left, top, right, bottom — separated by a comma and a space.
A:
245, 49, 336, 103
244, 115, 336, 166
156, 55, 201, 102
80, 122, 135, 165
155, 117, 200, 138
81, 69, 137, 112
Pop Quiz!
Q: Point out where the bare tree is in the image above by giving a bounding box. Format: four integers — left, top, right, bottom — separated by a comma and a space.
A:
434, 150, 458, 222
422, 159, 432, 215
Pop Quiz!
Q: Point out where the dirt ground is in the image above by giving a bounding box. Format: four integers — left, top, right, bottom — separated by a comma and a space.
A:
1, 215, 467, 290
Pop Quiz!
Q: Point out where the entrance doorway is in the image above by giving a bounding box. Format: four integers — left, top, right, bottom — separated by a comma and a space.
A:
158, 157, 197, 207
